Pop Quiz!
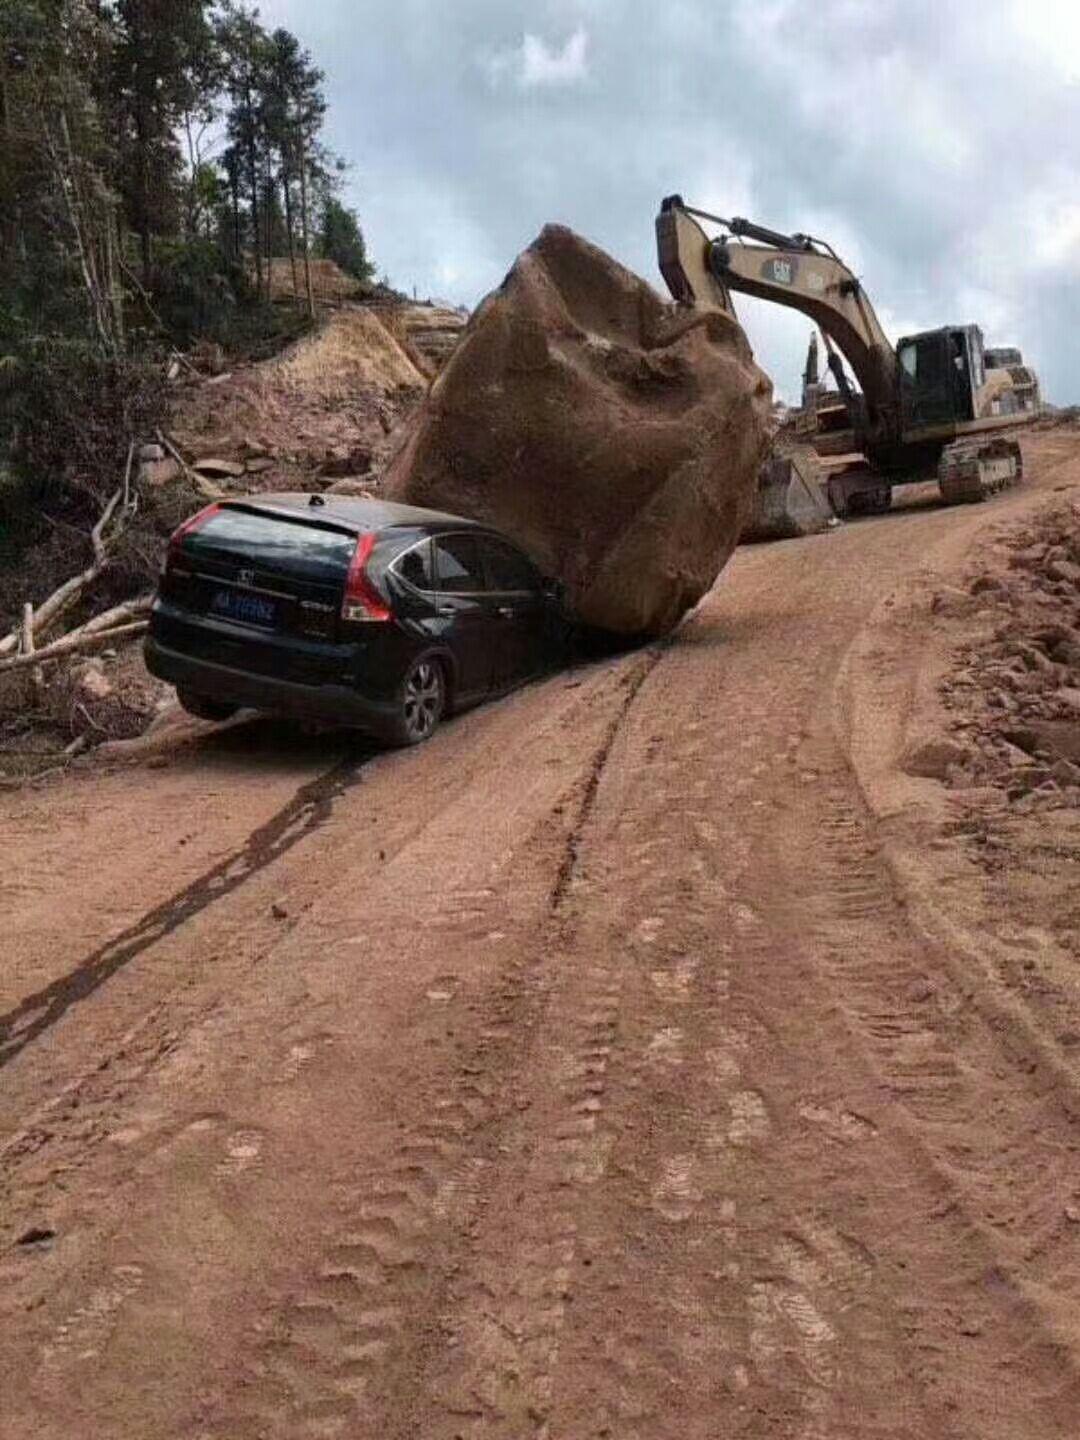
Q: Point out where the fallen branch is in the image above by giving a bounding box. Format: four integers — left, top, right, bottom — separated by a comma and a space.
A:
0, 483, 125, 658
0, 621, 147, 675
122, 440, 135, 512
90, 485, 123, 565
156, 430, 224, 502
73, 593, 153, 639
21, 603, 43, 695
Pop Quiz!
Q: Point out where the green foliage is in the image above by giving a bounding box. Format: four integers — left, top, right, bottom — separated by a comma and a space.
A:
319, 199, 375, 285
1, 339, 167, 507
0, 0, 378, 547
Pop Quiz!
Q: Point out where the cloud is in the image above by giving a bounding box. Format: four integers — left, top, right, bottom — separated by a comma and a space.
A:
255, 0, 1080, 404
486, 25, 590, 89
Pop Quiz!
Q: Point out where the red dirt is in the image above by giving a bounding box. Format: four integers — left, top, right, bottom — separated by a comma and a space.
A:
1, 431, 1079, 1437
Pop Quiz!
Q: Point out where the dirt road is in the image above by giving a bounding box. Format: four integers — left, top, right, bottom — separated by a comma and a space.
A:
2, 433, 1079, 1439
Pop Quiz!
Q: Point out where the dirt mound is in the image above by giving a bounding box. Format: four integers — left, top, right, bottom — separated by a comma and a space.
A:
395, 303, 468, 372
923, 495, 1080, 810
384, 225, 772, 636
170, 308, 426, 492
264, 256, 359, 303
267, 308, 425, 397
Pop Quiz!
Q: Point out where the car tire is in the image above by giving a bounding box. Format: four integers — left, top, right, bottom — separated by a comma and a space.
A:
382, 656, 446, 747
177, 688, 239, 722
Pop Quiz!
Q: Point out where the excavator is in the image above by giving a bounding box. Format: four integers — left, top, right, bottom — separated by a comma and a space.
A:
655, 196, 1041, 524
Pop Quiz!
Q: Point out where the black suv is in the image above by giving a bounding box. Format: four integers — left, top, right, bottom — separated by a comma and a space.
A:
145, 494, 561, 745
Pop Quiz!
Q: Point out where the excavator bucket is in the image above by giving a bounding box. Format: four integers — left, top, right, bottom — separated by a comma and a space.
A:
740, 447, 834, 543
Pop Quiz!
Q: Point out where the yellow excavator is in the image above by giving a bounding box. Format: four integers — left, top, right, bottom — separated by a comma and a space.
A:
656, 196, 1041, 522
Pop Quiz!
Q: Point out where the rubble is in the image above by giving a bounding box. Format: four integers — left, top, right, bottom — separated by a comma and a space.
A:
384, 225, 772, 636
934, 497, 1080, 812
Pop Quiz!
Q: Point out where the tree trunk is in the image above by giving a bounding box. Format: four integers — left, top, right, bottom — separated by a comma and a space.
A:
298, 146, 315, 321
50, 108, 114, 355
244, 84, 261, 298
282, 158, 299, 299
230, 166, 241, 260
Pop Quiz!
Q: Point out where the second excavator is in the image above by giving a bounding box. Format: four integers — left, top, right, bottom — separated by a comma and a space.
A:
656, 196, 1041, 519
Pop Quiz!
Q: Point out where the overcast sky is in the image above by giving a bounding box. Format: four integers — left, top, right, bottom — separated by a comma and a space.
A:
258, 0, 1080, 403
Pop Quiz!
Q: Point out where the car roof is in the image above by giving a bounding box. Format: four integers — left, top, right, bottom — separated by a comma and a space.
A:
234, 492, 483, 534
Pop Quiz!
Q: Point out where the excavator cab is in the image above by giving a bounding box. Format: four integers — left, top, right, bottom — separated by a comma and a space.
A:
896, 326, 981, 430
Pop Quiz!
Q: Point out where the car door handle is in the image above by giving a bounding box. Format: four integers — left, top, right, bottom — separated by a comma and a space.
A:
497, 606, 516, 619
436, 604, 455, 615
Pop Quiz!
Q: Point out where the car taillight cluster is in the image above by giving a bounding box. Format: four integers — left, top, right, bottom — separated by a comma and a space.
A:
342, 532, 391, 623
165, 502, 221, 572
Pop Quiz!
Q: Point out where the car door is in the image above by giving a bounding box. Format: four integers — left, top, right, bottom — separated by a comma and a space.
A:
478, 535, 546, 688
431, 531, 500, 701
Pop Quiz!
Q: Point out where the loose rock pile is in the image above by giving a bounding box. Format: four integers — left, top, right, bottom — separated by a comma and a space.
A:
929, 499, 1080, 812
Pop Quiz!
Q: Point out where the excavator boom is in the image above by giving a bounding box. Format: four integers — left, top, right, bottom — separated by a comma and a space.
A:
656, 194, 1040, 526
657, 196, 898, 444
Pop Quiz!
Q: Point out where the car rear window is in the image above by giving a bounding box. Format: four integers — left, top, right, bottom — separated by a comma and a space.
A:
434, 533, 485, 593
193, 507, 356, 570
482, 538, 539, 593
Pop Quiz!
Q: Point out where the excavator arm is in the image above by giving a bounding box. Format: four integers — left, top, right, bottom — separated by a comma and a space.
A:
656, 196, 900, 444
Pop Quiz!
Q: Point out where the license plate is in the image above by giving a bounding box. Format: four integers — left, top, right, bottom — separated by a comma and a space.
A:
209, 587, 279, 628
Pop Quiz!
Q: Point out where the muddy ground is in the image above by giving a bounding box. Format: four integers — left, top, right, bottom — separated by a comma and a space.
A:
1, 430, 1079, 1438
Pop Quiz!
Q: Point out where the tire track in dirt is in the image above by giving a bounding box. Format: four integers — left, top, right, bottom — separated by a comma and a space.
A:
206, 656, 661, 1439
778, 749, 1080, 1431
530, 660, 945, 1440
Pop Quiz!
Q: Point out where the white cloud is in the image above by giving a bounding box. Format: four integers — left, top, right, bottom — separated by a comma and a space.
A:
486, 26, 590, 89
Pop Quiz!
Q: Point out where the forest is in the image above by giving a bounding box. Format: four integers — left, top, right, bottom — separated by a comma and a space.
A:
0, 0, 377, 551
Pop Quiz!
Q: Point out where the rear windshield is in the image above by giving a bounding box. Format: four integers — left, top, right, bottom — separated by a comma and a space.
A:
190, 507, 356, 578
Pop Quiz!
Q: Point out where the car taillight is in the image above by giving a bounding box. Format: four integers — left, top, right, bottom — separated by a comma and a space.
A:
342, 532, 391, 623
165, 502, 221, 572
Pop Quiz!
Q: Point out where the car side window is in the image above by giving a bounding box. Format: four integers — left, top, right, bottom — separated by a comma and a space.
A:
396, 539, 433, 591
481, 538, 540, 593
434, 533, 485, 593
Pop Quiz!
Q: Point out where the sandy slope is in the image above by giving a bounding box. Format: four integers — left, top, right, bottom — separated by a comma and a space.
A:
1, 432, 1078, 1438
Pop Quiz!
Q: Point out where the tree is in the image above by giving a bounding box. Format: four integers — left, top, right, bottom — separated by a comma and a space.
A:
257, 26, 326, 317
217, 1, 270, 299
1, 0, 125, 355
110, 0, 218, 280
319, 198, 374, 285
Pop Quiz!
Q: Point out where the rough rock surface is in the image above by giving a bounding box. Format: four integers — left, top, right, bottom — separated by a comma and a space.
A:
931, 495, 1080, 814
383, 225, 772, 636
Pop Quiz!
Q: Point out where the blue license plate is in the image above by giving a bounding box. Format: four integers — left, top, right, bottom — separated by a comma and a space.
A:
209, 587, 279, 628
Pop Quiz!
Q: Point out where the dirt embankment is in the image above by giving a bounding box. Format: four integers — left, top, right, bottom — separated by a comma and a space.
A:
904, 493, 1080, 963
170, 302, 463, 493
927, 498, 1080, 803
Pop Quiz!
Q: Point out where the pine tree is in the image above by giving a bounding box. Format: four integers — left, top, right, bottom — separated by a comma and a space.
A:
319, 198, 374, 286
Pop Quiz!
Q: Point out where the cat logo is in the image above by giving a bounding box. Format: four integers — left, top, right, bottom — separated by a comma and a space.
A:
763, 257, 796, 286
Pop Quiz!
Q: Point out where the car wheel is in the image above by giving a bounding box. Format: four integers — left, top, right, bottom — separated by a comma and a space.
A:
386, 657, 446, 746
177, 688, 238, 722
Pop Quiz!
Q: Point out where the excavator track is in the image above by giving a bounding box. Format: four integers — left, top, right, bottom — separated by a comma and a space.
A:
938, 437, 1023, 505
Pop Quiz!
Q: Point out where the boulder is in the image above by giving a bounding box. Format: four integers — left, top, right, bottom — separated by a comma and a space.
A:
382, 225, 772, 636
194, 457, 245, 478
901, 736, 970, 781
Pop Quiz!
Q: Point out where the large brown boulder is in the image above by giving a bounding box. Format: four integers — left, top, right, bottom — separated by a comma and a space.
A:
383, 225, 772, 636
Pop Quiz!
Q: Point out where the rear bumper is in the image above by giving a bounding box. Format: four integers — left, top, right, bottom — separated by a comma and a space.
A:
144, 636, 397, 732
